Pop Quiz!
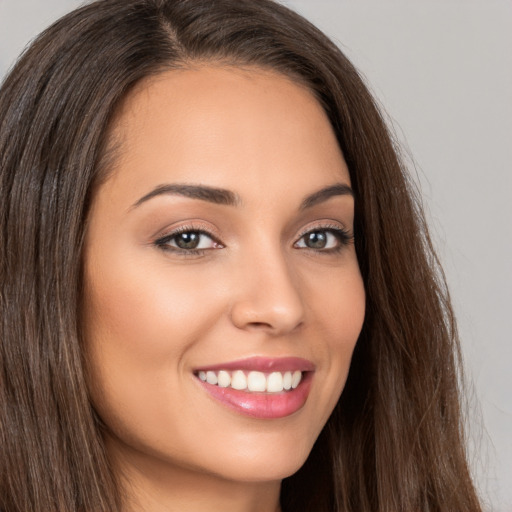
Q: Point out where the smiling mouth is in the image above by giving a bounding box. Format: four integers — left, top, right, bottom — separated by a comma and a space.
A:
193, 357, 314, 418
196, 369, 303, 393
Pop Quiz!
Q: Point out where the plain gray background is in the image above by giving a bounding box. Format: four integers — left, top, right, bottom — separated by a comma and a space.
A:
1, 0, 510, 509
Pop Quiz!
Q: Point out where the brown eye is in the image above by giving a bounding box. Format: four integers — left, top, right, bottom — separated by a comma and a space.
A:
304, 231, 328, 249
174, 232, 202, 249
155, 229, 222, 252
294, 227, 351, 252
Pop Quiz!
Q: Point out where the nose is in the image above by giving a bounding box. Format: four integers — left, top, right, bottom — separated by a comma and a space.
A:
229, 247, 305, 336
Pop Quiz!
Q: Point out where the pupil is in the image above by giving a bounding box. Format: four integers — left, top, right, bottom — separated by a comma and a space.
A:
307, 231, 327, 249
176, 232, 200, 249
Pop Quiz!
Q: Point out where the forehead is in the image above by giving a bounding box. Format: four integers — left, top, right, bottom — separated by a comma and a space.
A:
102, 65, 349, 206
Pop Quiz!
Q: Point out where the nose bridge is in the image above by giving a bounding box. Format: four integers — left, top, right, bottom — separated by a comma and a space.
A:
229, 238, 305, 334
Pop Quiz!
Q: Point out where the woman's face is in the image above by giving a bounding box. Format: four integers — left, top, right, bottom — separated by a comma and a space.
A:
83, 66, 365, 486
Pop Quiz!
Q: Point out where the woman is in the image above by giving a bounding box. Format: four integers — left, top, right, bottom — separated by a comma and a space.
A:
0, 0, 482, 510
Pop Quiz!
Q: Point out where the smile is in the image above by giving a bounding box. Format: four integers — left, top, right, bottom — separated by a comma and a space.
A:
194, 357, 314, 419
197, 369, 303, 393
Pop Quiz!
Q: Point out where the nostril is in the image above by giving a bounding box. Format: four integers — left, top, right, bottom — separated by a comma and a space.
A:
247, 321, 272, 328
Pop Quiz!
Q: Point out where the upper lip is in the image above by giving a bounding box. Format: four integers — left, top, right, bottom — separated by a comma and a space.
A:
195, 356, 315, 373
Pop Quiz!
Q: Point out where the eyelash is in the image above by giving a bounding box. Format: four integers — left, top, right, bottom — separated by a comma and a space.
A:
154, 225, 222, 256
154, 224, 353, 256
295, 224, 353, 254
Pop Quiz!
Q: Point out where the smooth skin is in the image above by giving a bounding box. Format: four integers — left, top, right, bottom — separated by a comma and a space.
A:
83, 65, 366, 512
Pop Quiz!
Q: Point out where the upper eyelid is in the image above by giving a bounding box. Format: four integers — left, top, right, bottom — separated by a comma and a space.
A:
153, 229, 222, 255
297, 222, 348, 236
154, 222, 221, 242
295, 226, 353, 247
295, 220, 352, 241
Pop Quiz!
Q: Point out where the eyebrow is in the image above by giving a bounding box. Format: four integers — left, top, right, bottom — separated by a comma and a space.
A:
131, 183, 241, 209
131, 182, 353, 210
299, 183, 354, 210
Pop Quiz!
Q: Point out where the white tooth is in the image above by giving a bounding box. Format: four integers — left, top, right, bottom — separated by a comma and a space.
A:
247, 371, 266, 392
206, 371, 218, 385
217, 370, 231, 388
283, 371, 292, 390
198, 371, 207, 382
291, 370, 302, 389
231, 370, 247, 390
267, 372, 284, 393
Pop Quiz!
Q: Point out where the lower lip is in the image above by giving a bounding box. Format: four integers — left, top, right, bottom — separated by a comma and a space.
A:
196, 372, 313, 419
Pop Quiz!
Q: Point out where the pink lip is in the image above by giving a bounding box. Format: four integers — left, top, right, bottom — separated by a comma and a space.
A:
195, 356, 315, 373
194, 357, 315, 419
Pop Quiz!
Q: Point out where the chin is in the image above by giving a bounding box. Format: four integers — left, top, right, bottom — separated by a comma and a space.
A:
200, 438, 314, 484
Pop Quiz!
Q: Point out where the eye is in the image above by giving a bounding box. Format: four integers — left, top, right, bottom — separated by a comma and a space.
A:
155, 228, 222, 253
294, 227, 351, 252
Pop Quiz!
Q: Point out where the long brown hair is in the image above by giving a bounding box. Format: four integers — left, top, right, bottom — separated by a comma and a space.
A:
0, 0, 481, 510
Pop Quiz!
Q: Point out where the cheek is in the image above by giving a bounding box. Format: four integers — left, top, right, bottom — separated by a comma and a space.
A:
84, 251, 223, 360
306, 259, 365, 349
81, 251, 226, 424
333, 270, 365, 366
304, 264, 365, 412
